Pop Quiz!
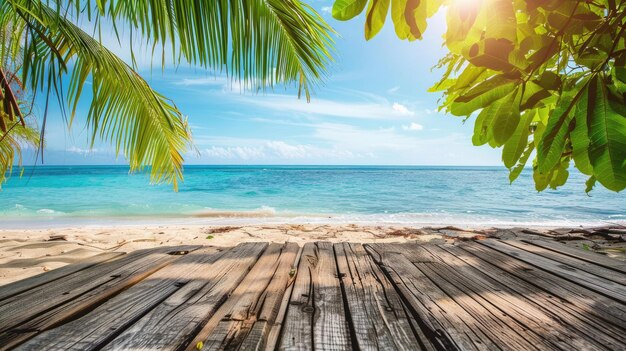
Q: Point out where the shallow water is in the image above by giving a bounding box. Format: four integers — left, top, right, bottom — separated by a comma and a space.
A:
1, 165, 624, 228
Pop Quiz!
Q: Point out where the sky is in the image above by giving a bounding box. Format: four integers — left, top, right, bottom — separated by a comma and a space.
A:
28, 0, 503, 166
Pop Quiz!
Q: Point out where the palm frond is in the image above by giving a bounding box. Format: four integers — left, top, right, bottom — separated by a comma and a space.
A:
0, 122, 39, 188
0, 0, 335, 188
81, 0, 336, 100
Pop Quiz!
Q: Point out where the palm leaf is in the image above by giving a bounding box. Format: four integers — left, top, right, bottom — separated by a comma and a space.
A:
1, 0, 335, 188
78, 0, 335, 100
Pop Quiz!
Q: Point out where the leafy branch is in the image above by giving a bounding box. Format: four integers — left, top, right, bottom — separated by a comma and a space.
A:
332, 0, 626, 192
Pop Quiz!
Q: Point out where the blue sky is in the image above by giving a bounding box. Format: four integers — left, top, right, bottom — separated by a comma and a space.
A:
32, 1, 502, 166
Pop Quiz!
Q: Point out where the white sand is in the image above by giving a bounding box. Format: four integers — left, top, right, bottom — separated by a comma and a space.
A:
0, 224, 460, 285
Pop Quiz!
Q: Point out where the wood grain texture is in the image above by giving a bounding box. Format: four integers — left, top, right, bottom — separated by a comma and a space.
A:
0, 246, 199, 349
279, 242, 351, 351
442, 243, 626, 349
522, 239, 626, 273
419, 244, 608, 350
505, 240, 626, 284
0, 252, 124, 301
191, 242, 299, 351
367, 243, 496, 351
101, 242, 267, 351
334, 242, 425, 351
480, 239, 626, 303
2, 240, 625, 351
16, 247, 222, 351
461, 241, 626, 326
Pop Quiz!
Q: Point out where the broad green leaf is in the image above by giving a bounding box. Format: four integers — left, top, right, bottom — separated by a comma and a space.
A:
585, 176, 596, 193
473, 107, 495, 146
520, 81, 552, 110
502, 111, 532, 168
451, 76, 516, 116
467, 38, 516, 72
615, 52, 626, 84
586, 75, 626, 191
391, 0, 426, 40
333, 0, 368, 20
472, 88, 519, 146
533, 167, 551, 192
365, 0, 390, 40
485, 0, 516, 42
491, 90, 521, 146
534, 71, 561, 91
391, 0, 412, 39
570, 86, 593, 175
549, 159, 570, 189
575, 48, 606, 70
537, 90, 578, 173
509, 142, 533, 183
445, 0, 484, 54
453, 66, 487, 91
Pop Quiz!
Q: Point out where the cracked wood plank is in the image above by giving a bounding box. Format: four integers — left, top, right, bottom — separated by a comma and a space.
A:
0, 252, 124, 301
480, 240, 626, 303
522, 239, 626, 274
367, 243, 495, 351
0, 246, 199, 349
460, 242, 626, 326
192, 242, 298, 351
441, 243, 625, 350
421, 244, 610, 350
101, 242, 267, 351
279, 242, 351, 350
334, 242, 427, 351
16, 246, 222, 351
504, 240, 626, 285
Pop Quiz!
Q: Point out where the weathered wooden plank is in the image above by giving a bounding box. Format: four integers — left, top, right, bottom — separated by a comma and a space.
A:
15, 246, 222, 351
191, 243, 298, 351
480, 240, 626, 303
383, 243, 554, 350
523, 239, 626, 274
101, 242, 267, 351
262, 245, 303, 351
238, 320, 271, 351
366, 243, 495, 351
505, 240, 626, 284
0, 252, 124, 301
279, 242, 351, 351
0, 246, 199, 349
334, 242, 424, 350
441, 243, 626, 349
420, 244, 611, 350
416, 263, 551, 350
460, 242, 626, 326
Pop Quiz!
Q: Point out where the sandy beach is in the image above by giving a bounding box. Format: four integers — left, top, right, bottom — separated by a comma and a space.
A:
2, 223, 625, 286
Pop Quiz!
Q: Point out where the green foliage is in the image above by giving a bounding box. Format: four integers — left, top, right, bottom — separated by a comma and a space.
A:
1, 0, 334, 189
333, 0, 626, 192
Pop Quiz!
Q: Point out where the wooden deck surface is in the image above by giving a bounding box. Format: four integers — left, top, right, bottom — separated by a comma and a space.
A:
0, 240, 624, 350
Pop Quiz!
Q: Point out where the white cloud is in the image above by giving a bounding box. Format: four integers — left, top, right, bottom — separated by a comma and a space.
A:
402, 122, 424, 131
235, 94, 415, 120
200, 139, 356, 161
392, 102, 415, 116
387, 86, 400, 94
321, 6, 332, 14
175, 77, 227, 86
67, 146, 100, 155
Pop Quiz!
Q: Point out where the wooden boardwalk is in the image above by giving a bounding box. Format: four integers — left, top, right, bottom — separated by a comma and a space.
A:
0, 240, 624, 350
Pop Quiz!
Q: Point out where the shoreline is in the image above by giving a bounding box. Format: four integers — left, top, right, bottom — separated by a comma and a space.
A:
1, 223, 625, 286
2, 214, 623, 230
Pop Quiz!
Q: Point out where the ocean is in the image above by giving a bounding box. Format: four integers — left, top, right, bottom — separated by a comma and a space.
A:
1, 165, 624, 228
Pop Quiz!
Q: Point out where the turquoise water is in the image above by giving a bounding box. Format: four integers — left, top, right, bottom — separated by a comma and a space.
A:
1, 165, 624, 228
